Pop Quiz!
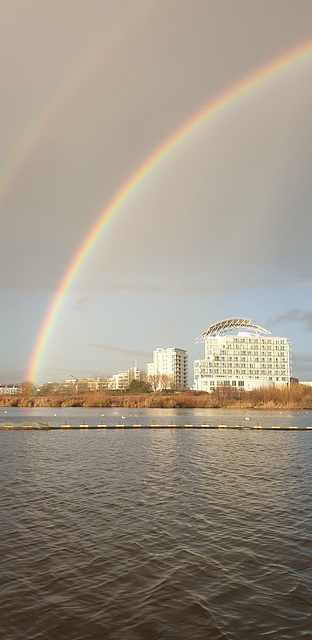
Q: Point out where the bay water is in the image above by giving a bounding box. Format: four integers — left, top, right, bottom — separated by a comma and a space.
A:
1, 408, 312, 639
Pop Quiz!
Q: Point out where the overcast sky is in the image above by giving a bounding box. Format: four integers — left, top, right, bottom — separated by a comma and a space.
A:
1, 0, 312, 384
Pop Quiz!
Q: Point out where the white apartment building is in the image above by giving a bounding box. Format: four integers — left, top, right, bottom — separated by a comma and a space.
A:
110, 367, 143, 391
64, 368, 143, 392
146, 348, 188, 390
0, 384, 22, 395
64, 377, 109, 392
194, 318, 291, 392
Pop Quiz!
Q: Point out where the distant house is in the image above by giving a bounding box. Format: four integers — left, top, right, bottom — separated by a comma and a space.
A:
63, 368, 144, 392
0, 384, 22, 395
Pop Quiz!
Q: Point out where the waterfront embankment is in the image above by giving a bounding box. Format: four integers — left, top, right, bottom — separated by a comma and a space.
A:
1, 385, 312, 409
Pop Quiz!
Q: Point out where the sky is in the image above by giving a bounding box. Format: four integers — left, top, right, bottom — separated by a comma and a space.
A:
1, 0, 312, 384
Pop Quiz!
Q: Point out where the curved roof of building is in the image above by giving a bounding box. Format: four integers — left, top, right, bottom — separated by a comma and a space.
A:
196, 318, 271, 342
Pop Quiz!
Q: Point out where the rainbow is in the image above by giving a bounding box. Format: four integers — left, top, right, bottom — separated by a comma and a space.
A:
27, 39, 312, 383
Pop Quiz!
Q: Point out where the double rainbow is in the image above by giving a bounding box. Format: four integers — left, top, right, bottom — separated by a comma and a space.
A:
27, 39, 312, 383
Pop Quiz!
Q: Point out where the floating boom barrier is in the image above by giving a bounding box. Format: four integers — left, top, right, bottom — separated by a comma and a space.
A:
0, 424, 312, 431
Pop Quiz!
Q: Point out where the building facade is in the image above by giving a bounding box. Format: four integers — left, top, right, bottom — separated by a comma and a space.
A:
64, 368, 143, 392
110, 367, 143, 391
194, 318, 291, 392
146, 348, 188, 390
0, 384, 22, 395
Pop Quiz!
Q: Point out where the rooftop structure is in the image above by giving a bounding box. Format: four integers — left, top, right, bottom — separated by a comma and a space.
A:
196, 318, 271, 341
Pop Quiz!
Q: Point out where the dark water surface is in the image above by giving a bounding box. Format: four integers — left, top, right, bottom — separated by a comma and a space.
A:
1, 409, 312, 639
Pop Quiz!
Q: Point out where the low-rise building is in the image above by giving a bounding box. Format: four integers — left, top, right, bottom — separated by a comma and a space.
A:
64, 377, 110, 392
109, 367, 143, 391
64, 368, 144, 392
0, 383, 22, 395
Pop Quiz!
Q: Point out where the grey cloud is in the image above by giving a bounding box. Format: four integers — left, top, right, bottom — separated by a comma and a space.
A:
1, 3, 312, 297
270, 310, 312, 332
2, 1, 312, 383
86, 343, 151, 358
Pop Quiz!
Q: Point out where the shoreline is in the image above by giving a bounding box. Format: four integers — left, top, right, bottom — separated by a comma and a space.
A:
0, 387, 311, 410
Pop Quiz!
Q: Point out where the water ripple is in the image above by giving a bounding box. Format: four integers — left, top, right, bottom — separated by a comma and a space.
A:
1, 428, 312, 639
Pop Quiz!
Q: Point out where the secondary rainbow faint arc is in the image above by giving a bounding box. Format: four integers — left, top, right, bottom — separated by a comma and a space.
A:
0, 0, 153, 208
27, 39, 312, 383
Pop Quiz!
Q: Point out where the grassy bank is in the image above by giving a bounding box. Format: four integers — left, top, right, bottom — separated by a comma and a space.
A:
1, 385, 312, 410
